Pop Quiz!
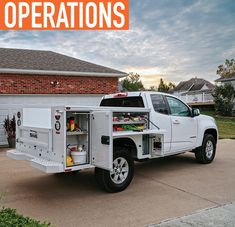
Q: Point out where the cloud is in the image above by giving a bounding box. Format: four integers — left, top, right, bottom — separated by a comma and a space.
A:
0, 0, 235, 88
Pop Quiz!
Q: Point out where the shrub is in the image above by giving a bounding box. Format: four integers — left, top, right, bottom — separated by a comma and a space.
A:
213, 84, 235, 116
3, 116, 16, 139
0, 207, 52, 227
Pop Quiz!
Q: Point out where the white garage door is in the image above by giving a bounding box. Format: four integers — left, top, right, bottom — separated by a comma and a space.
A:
0, 94, 102, 146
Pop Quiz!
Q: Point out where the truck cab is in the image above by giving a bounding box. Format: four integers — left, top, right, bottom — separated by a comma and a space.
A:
101, 92, 218, 155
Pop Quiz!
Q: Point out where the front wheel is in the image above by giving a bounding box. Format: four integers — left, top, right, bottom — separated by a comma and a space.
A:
195, 134, 216, 164
95, 148, 134, 193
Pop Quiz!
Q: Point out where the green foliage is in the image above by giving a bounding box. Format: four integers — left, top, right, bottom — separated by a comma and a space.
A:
158, 78, 176, 93
121, 73, 145, 91
121, 73, 176, 92
213, 84, 235, 116
147, 86, 158, 91
168, 82, 176, 90
217, 59, 235, 78
0, 208, 52, 227
3, 115, 16, 139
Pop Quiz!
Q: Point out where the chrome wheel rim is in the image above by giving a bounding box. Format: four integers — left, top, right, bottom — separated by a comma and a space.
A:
110, 157, 129, 184
205, 140, 214, 159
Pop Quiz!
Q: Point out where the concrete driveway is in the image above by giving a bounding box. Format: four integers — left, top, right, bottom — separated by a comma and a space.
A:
0, 139, 235, 227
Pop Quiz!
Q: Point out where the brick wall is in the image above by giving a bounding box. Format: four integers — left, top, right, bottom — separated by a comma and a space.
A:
0, 74, 119, 94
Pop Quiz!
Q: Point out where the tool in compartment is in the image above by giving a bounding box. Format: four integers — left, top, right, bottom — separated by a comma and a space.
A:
67, 116, 87, 133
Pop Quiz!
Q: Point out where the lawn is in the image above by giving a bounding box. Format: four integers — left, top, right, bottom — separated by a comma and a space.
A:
201, 111, 235, 139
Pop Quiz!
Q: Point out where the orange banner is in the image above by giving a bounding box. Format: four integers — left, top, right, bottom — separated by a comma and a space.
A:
0, 0, 129, 30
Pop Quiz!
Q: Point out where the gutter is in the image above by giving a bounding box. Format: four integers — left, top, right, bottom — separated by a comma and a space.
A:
0, 68, 127, 78
215, 78, 235, 82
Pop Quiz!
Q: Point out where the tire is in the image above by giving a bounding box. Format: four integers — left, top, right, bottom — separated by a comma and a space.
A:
195, 134, 216, 164
95, 147, 134, 193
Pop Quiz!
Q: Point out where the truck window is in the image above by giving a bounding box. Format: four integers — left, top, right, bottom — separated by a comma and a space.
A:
151, 94, 169, 114
100, 97, 144, 107
166, 96, 190, 117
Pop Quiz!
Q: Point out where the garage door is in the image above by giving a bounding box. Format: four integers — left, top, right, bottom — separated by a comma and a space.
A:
0, 109, 9, 145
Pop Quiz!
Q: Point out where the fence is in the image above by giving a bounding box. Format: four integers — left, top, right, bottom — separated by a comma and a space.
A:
177, 92, 214, 104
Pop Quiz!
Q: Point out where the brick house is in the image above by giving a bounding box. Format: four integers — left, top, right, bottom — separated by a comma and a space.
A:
0, 48, 126, 145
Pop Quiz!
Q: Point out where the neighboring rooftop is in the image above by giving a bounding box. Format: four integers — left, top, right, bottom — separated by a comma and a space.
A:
174, 77, 215, 92
0, 48, 126, 77
215, 73, 235, 82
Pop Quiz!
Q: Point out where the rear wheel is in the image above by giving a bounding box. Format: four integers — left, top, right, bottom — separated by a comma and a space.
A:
95, 148, 134, 192
195, 134, 216, 164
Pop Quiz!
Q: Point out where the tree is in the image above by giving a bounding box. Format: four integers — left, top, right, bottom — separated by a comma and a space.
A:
147, 86, 158, 91
158, 78, 176, 93
121, 73, 145, 91
213, 83, 235, 116
217, 59, 235, 78
168, 82, 176, 90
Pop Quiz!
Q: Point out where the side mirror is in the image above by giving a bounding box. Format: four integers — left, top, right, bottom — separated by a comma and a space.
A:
192, 108, 200, 117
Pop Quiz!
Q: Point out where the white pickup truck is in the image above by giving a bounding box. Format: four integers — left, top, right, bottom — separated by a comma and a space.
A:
7, 92, 218, 192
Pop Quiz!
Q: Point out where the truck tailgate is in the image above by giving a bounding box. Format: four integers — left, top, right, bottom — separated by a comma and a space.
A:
7, 149, 63, 173
16, 126, 52, 158
7, 126, 63, 173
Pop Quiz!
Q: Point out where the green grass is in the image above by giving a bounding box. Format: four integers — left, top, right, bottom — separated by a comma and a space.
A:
201, 110, 235, 139
0, 208, 52, 227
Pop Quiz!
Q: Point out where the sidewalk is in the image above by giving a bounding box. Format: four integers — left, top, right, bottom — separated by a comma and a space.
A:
152, 202, 235, 227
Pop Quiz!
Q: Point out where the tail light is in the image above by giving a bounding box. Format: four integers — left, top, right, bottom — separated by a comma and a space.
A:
113, 92, 128, 98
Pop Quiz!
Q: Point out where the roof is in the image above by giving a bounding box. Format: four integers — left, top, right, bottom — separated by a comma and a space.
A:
0, 48, 127, 77
173, 78, 215, 92
215, 73, 235, 82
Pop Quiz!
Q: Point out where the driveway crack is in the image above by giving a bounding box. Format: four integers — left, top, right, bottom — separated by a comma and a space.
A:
137, 173, 221, 206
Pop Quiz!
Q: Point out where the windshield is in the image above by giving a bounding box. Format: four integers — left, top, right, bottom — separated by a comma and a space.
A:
100, 97, 144, 107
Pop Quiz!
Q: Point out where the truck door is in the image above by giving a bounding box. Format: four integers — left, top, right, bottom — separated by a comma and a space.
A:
91, 111, 113, 170
165, 96, 197, 152
147, 94, 172, 153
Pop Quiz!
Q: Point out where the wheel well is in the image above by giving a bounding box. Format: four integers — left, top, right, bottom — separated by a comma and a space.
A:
204, 129, 218, 143
113, 138, 137, 158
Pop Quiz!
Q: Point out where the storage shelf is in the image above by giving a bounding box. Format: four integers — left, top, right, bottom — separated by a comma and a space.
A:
113, 120, 146, 125
113, 129, 166, 137
66, 131, 88, 136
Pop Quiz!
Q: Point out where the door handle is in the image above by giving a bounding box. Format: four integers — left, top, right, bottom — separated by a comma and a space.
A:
173, 120, 180, 125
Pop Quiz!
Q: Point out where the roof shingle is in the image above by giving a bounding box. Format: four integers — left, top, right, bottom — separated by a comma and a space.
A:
0, 48, 126, 77
174, 78, 215, 92
215, 73, 235, 82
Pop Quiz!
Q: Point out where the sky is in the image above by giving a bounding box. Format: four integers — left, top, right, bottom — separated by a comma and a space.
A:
0, 0, 235, 88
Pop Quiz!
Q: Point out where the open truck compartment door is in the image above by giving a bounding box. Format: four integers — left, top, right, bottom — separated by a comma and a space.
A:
91, 110, 113, 170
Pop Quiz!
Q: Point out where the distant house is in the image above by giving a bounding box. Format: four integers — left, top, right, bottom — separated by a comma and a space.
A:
215, 73, 235, 112
215, 73, 235, 89
173, 77, 215, 104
